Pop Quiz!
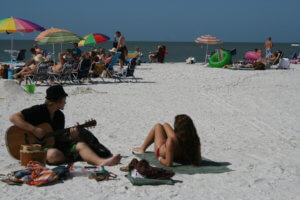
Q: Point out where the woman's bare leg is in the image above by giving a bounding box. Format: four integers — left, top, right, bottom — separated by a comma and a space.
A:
133, 123, 167, 153
76, 142, 121, 166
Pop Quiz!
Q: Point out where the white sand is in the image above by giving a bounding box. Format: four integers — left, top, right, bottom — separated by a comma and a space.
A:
0, 63, 299, 200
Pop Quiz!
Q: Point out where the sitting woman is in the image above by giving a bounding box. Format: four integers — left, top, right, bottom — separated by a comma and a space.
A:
135, 47, 143, 65
256, 50, 280, 67
133, 114, 201, 166
13, 53, 45, 84
148, 46, 160, 63
51, 49, 76, 73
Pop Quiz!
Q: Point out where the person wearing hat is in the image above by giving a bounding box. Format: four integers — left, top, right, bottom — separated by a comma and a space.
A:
9, 85, 121, 166
12, 48, 45, 84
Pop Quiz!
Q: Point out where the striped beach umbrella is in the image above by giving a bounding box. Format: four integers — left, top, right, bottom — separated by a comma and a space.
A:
0, 17, 45, 33
37, 30, 82, 45
35, 28, 72, 41
0, 17, 45, 61
78, 33, 110, 47
36, 29, 82, 61
195, 35, 222, 62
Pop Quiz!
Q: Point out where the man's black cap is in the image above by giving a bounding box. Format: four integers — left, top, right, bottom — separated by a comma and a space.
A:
45, 85, 68, 101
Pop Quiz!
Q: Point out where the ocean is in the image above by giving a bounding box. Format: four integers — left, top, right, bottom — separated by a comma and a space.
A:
0, 40, 297, 63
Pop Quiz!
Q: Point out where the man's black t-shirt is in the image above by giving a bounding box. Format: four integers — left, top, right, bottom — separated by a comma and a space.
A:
21, 104, 71, 150
21, 104, 65, 130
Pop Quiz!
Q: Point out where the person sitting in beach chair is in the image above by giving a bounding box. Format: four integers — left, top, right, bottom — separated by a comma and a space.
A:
133, 114, 201, 167
148, 45, 160, 63
77, 52, 92, 81
13, 51, 45, 84
100, 49, 120, 78
51, 49, 77, 73
134, 47, 143, 65
9, 85, 122, 166
257, 50, 282, 67
112, 57, 138, 82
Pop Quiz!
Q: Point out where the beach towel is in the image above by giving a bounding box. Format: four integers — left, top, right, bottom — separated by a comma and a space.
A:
125, 173, 174, 186
133, 152, 232, 175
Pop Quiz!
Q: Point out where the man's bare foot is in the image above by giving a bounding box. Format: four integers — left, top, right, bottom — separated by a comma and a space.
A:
101, 154, 121, 166
132, 147, 145, 154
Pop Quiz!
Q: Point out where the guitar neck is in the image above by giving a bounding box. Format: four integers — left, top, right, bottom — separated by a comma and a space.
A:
44, 124, 85, 139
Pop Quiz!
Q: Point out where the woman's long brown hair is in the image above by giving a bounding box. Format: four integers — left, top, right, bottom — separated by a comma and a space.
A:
174, 114, 201, 165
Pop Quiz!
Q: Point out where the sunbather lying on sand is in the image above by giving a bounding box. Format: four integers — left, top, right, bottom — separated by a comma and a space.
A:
133, 114, 201, 166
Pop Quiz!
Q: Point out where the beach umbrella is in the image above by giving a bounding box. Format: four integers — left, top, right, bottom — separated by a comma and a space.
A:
37, 30, 82, 45
35, 28, 72, 41
0, 17, 45, 61
195, 35, 222, 63
78, 33, 110, 47
36, 29, 82, 61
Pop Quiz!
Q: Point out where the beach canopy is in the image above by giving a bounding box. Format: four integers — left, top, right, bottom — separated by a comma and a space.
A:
0, 17, 45, 33
78, 33, 110, 46
195, 35, 222, 63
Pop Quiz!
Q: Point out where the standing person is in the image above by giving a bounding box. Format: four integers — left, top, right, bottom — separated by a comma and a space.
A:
115, 31, 128, 69
265, 37, 273, 58
133, 114, 201, 167
9, 85, 121, 166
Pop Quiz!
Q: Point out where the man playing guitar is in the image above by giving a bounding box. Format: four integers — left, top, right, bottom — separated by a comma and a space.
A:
9, 85, 121, 166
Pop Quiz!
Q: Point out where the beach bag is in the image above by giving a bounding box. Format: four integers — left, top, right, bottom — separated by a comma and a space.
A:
277, 58, 290, 69
77, 128, 112, 158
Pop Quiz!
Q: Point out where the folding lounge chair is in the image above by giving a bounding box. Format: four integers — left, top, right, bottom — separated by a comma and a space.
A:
15, 49, 26, 62
48, 62, 75, 84
112, 58, 138, 82
267, 51, 283, 69
102, 52, 121, 79
25, 62, 50, 85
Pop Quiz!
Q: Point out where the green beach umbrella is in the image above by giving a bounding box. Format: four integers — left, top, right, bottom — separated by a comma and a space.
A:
78, 33, 110, 46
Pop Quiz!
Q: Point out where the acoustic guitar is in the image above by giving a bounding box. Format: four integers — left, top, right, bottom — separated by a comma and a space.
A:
5, 119, 97, 160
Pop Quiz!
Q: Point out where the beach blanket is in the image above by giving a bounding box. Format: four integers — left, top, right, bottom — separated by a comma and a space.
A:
133, 152, 232, 175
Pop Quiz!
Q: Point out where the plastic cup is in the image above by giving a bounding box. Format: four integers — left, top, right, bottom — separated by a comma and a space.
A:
24, 84, 36, 94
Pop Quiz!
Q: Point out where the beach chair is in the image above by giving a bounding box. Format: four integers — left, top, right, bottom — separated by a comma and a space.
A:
15, 49, 26, 62
102, 52, 121, 79
48, 62, 75, 84
112, 58, 138, 82
60, 63, 78, 84
267, 51, 283, 69
25, 62, 51, 84
70, 62, 80, 83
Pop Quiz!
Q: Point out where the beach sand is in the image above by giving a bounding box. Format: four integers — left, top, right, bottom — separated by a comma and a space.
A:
0, 63, 299, 200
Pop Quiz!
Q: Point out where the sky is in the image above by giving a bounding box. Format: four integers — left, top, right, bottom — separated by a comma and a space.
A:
0, 0, 299, 42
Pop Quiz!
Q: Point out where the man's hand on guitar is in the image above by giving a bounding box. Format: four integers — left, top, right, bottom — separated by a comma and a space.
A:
69, 127, 79, 140
33, 127, 46, 139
